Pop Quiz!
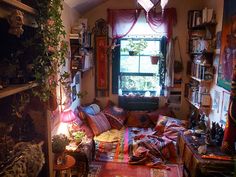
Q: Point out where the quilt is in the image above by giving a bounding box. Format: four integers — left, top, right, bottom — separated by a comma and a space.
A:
94, 127, 178, 166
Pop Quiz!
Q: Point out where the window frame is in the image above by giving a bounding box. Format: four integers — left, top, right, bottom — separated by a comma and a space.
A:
119, 37, 161, 95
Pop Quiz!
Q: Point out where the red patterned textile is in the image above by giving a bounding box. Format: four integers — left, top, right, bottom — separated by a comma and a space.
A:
221, 66, 236, 154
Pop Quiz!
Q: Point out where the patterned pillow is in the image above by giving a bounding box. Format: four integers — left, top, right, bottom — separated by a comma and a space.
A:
126, 111, 154, 128
154, 115, 169, 133
154, 115, 187, 133
103, 105, 127, 129
86, 112, 111, 136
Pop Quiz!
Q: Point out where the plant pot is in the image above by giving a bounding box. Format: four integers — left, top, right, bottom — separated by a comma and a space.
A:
129, 51, 138, 56
151, 56, 159, 65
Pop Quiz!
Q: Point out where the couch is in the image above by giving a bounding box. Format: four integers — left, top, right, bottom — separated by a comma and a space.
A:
73, 98, 187, 168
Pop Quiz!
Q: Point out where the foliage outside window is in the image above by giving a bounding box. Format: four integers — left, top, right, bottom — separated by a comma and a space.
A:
119, 38, 161, 96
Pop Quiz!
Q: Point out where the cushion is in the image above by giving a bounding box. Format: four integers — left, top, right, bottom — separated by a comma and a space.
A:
126, 111, 154, 128
84, 104, 100, 115
86, 112, 111, 136
147, 104, 175, 124
103, 105, 127, 130
77, 106, 87, 122
154, 115, 187, 134
154, 115, 169, 133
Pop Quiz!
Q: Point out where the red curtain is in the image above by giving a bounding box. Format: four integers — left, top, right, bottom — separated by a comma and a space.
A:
107, 8, 177, 40
107, 9, 141, 39
145, 8, 177, 40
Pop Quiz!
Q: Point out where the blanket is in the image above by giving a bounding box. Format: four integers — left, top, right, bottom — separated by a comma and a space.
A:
94, 127, 179, 167
94, 127, 154, 163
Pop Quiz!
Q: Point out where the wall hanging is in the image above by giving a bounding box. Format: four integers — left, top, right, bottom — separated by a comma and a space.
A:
217, 0, 236, 91
93, 19, 109, 97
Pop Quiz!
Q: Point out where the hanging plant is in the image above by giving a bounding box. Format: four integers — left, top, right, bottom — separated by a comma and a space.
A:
30, 0, 70, 103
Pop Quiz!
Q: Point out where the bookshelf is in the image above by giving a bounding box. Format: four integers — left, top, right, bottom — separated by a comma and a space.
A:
185, 8, 216, 113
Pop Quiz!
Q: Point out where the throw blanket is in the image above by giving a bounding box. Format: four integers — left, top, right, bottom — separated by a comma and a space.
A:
94, 127, 154, 163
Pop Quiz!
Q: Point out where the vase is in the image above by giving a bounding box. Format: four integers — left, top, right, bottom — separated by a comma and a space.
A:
151, 56, 159, 65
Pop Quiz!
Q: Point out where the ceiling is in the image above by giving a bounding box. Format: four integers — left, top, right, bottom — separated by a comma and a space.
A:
64, 0, 109, 14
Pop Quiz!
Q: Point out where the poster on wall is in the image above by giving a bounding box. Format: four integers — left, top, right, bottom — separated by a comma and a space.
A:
212, 90, 221, 113
217, 0, 236, 91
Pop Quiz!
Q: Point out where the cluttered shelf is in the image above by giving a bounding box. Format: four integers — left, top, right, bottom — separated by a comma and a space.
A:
1, 0, 37, 15
0, 82, 38, 99
190, 76, 212, 83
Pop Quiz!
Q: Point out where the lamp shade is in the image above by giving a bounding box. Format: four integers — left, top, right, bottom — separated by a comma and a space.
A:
61, 108, 76, 123
138, 0, 154, 12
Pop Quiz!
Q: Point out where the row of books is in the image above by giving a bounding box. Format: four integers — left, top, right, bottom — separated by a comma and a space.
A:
188, 8, 215, 28
191, 62, 213, 80
189, 38, 213, 53
185, 83, 211, 107
70, 31, 92, 48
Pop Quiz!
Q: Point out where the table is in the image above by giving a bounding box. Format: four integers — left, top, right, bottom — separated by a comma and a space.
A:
53, 155, 76, 177
177, 132, 235, 177
66, 137, 95, 177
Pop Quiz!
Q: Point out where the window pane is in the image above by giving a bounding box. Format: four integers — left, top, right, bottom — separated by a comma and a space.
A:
120, 55, 139, 72
120, 75, 159, 91
140, 56, 159, 73
143, 40, 160, 55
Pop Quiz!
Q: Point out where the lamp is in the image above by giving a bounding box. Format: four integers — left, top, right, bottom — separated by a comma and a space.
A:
137, 0, 169, 13
61, 108, 76, 123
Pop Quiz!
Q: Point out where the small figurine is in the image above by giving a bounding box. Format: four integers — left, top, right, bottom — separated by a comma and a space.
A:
205, 128, 212, 145
7, 10, 24, 37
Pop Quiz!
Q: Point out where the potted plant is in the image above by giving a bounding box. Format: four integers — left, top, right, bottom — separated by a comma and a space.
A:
52, 134, 69, 164
121, 39, 147, 56
150, 51, 163, 65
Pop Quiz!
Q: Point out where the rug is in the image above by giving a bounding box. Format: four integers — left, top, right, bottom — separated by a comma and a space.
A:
88, 161, 183, 177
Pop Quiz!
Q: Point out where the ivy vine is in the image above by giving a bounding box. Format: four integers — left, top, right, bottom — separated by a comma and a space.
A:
32, 0, 70, 103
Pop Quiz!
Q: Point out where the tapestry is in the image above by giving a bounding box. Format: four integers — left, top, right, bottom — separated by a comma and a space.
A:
217, 0, 236, 91
93, 18, 109, 97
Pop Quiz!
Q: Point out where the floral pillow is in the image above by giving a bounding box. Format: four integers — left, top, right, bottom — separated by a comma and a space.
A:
126, 111, 154, 128
103, 104, 127, 130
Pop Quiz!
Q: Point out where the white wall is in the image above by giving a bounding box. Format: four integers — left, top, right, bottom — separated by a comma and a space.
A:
203, 0, 226, 124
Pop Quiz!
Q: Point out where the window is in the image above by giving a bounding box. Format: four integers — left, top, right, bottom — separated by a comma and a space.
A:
119, 38, 161, 96
111, 11, 166, 96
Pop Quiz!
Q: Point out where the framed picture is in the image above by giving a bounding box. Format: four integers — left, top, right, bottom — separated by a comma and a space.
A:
71, 85, 77, 101
212, 90, 221, 113
217, 0, 236, 91
220, 91, 230, 124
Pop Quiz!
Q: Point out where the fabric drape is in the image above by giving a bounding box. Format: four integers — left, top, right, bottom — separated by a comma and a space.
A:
145, 8, 177, 40
165, 38, 175, 87
107, 9, 141, 39
108, 8, 177, 40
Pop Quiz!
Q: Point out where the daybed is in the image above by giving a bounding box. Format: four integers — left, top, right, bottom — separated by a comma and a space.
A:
73, 98, 188, 168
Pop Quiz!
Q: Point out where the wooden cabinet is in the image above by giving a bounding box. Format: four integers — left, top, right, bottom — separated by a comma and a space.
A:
185, 9, 216, 114
177, 133, 235, 177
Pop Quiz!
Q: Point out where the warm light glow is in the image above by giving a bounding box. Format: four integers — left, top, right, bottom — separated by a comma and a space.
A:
60, 108, 76, 123
56, 122, 70, 137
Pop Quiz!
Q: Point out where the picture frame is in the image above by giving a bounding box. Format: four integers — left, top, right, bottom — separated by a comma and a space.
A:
212, 90, 221, 113
217, 0, 236, 91
220, 91, 230, 124
71, 85, 77, 101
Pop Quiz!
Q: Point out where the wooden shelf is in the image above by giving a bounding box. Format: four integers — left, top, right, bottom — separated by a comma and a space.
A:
0, 82, 38, 99
1, 0, 37, 15
190, 76, 212, 83
185, 98, 211, 113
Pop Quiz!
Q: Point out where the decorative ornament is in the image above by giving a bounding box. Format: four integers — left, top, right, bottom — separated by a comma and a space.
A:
8, 10, 24, 37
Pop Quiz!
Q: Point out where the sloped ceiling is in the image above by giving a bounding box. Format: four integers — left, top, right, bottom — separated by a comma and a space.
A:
65, 0, 109, 14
